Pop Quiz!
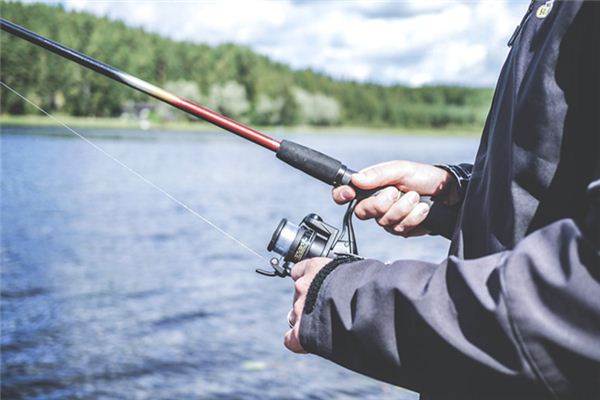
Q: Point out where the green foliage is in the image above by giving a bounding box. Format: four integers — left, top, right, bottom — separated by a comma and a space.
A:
204, 80, 250, 120
0, 2, 493, 129
293, 88, 340, 126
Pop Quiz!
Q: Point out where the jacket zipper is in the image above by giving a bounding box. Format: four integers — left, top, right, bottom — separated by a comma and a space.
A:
507, 0, 536, 47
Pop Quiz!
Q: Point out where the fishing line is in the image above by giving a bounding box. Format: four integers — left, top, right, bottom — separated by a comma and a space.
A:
1, 81, 267, 262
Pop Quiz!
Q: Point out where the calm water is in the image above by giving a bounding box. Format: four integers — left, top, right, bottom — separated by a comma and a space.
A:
1, 126, 478, 399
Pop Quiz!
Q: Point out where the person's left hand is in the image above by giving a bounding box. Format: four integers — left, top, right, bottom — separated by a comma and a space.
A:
284, 257, 332, 353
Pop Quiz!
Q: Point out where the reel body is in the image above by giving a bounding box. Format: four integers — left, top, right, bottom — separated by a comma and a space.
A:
256, 201, 358, 278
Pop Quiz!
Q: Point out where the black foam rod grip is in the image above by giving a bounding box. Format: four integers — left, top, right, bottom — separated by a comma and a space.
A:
276, 140, 347, 185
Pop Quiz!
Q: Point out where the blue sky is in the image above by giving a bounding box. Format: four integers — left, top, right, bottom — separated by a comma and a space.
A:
20, 0, 528, 87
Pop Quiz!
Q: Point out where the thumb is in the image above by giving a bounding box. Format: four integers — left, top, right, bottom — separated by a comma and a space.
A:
352, 160, 446, 195
352, 161, 409, 190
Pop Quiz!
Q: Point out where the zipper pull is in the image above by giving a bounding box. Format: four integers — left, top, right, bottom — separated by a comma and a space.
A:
508, 0, 536, 47
507, 24, 522, 47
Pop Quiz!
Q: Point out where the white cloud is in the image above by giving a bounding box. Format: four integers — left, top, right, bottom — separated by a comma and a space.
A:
26, 0, 528, 86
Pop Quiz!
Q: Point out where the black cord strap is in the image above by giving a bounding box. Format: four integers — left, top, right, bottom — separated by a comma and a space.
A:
304, 254, 361, 315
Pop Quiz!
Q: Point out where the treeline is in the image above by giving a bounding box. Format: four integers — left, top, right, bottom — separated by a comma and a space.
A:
0, 2, 493, 129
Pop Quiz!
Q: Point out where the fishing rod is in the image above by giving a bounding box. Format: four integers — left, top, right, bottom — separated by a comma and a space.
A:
0, 17, 348, 185
1, 18, 455, 277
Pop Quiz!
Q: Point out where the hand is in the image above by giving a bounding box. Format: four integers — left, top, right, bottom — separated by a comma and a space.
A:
283, 257, 332, 353
332, 161, 456, 237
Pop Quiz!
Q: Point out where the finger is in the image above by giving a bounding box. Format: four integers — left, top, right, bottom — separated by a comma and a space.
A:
293, 293, 305, 320
304, 257, 331, 276
290, 284, 306, 326
352, 161, 411, 190
332, 185, 356, 205
284, 327, 306, 353
376, 191, 420, 227
354, 186, 399, 220
391, 202, 430, 235
291, 260, 308, 281
293, 277, 309, 304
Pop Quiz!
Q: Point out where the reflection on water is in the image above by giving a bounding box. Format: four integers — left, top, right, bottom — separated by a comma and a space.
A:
1, 126, 478, 399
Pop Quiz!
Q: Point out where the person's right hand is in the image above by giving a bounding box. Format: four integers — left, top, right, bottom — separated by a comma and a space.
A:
332, 161, 457, 237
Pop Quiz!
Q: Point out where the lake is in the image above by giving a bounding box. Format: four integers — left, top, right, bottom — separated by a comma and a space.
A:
1, 125, 479, 399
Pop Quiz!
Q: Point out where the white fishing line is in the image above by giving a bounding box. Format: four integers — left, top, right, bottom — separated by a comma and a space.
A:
1, 81, 267, 262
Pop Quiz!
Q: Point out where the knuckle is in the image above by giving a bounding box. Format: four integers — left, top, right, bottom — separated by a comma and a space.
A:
290, 267, 301, 280
374, 201, 389, 215
294, 300, 304, 315
354, 207, 367, 220
398, 194, 418, 211
387, 203, 410, 223
401, 191, 419, 206
294, 279, 304, 295
406, 190, 420, 200
396, 204, 413, 219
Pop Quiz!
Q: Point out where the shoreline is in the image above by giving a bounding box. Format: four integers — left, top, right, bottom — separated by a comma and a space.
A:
0, 114, 482, 137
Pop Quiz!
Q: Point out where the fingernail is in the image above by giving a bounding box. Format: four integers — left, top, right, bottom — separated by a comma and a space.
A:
419, 204, 430, 214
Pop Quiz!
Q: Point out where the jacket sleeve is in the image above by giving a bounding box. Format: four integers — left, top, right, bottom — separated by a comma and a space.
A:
299, 180, 600, 400
428, 163, 474, 239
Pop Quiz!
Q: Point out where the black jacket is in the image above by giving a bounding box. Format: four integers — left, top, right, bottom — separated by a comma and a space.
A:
299, 1, 600, 399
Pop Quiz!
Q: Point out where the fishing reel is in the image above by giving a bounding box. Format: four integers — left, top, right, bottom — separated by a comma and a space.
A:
256, 200, 359, 278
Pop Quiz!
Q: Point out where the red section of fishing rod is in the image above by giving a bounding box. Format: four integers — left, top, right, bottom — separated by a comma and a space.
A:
175, 98, 280, 151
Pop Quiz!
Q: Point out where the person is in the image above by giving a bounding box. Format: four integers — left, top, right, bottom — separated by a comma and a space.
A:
283, 1, 599, 399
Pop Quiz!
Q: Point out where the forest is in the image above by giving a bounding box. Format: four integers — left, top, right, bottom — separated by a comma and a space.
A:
1, 2, 494, 129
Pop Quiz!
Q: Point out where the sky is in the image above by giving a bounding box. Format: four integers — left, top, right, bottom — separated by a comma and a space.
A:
21, 0, 529, 87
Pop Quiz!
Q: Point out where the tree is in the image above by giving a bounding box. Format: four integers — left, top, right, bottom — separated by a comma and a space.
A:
292, 88, 340, 126
205, 81, 250, 119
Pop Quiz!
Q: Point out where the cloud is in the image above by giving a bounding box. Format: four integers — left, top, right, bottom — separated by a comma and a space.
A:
27, 0, 528, 87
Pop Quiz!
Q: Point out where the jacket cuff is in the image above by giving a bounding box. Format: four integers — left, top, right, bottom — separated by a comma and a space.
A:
304, 254, 361, 314
435, 163, 473, 201
299, 255, 361, 355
